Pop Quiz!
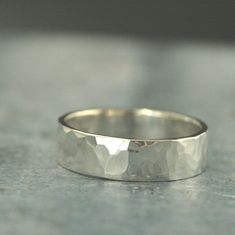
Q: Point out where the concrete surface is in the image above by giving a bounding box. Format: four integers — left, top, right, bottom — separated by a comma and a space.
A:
0, 32, 234, 235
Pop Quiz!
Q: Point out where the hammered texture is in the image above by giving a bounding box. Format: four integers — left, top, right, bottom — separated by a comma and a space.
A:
57, 124, 208, 181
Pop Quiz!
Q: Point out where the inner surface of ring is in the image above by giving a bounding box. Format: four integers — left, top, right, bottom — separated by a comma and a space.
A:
64, 109, 203, 139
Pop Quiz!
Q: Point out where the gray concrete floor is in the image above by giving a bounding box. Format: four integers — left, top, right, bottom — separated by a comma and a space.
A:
0, 32, 234, 235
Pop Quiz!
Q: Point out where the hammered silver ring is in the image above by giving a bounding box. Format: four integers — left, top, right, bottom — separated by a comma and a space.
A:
57, 108, 208, 181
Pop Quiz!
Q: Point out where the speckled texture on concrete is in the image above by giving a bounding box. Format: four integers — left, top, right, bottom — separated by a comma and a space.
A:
0, 32, 234, 235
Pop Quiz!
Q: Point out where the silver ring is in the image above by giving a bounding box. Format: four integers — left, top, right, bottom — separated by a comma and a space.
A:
57, 108, 208, 181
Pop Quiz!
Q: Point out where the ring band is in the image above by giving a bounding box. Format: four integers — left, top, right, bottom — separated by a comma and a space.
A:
57, 108, 208, 181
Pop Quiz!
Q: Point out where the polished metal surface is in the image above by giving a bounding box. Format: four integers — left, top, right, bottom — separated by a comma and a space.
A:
0, 32, 235, 235
58, 109, 208, 181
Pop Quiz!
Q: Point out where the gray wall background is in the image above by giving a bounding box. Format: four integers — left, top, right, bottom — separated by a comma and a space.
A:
0, 0, 235, 41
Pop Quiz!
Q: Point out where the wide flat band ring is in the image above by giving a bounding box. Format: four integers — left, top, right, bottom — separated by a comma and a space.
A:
57, 108, 208, 181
